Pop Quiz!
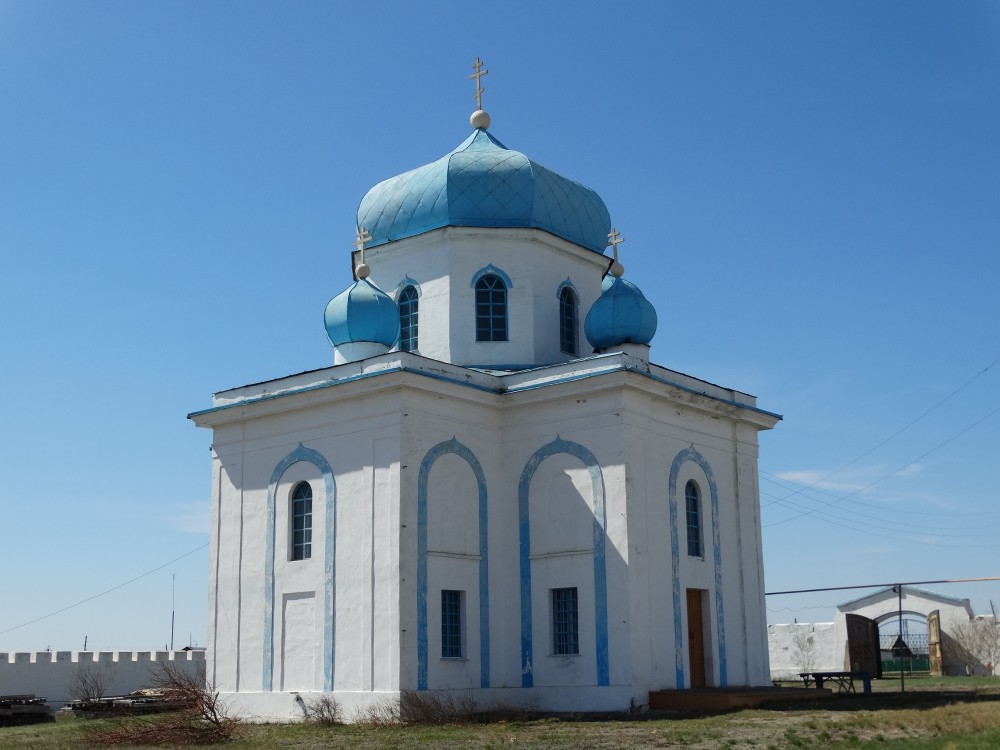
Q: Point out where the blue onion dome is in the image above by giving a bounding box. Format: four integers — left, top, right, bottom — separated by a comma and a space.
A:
324, 278, 400, 348
356, 129, 612, 253
585, 275, 658, 349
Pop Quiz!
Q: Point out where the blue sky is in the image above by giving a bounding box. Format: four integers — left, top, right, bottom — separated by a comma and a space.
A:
1, 1, 997, 652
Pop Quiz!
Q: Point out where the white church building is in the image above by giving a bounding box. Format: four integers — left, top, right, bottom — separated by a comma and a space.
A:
189, 67, 781, 719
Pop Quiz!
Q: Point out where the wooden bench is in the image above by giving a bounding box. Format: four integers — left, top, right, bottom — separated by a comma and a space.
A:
798, 671, 871, 694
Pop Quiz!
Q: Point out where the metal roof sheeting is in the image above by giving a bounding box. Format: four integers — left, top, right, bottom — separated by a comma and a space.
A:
356, 129, 611, 252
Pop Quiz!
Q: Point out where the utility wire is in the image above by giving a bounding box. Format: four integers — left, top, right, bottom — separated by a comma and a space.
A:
0, 544, 208, 636
766, 354, 1000, 518
765, 401, 1000, 528
766, 576, 1000, 597
760, 490, 1000, 534
759, 470, 1000, 517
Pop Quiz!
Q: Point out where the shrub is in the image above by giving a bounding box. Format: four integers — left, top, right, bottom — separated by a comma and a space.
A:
302, 693, 342, 725
86, 662, 237, 746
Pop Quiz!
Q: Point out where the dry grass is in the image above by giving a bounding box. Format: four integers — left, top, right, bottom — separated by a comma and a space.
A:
5, 677, 1000, 750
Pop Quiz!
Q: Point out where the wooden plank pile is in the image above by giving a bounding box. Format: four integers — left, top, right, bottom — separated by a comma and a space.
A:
0, 694, 54, 725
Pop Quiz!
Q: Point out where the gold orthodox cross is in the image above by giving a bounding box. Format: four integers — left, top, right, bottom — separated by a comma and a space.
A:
470, 57, 488, 110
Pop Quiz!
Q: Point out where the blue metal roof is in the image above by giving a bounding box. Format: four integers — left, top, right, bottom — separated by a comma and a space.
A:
324, 278, 400, 348
357, 129, 612, 252
584, 276, 658, 349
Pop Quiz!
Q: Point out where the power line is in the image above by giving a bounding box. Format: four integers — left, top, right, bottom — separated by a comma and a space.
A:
760, 488, 1000, 533
766, 575, 1000, 597
760, 470, 1000, 517
767, 354, 1000, 510
819, 355, 1000, 482
765, 401, 1000, 528
0, 544, 208, 636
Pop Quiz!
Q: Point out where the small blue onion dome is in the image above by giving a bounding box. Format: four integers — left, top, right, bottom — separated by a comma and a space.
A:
356, 129, 612, 253
584, 276, 658, 349
324, 278, 400, 348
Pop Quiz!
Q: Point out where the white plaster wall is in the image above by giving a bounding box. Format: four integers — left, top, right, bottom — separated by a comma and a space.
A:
615, 384, 775, 693
0, 651, 205, 710
425, 451, 484, 690
206, 388, 405, 697
397, 385, 502, 695
194, 350, 776, 718
766, 623, 839, 679
362, 227, 609, 367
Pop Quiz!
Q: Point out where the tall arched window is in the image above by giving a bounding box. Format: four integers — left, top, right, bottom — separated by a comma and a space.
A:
685, 480, 702, 557
291, 482, 313, 561
398, 285, 418, 352
559, 286, 578, 356
475, 274, 508, 342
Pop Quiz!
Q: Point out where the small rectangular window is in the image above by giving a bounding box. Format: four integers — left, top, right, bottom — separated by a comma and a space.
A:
552, 587, 579, 655
441, 590, 464, 658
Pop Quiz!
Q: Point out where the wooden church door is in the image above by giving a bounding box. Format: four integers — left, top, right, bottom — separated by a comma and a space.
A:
687, 588, 707, 688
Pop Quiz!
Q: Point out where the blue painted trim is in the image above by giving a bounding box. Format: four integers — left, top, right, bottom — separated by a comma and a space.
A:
263, 444, 336, 692
555, 278, 578, 300
518, 437, 609, 688
189, 367, 495, 419
667, 456, 683, 688
394, 276, 422, 301
416, 438, 490, 690
469, 263, 513, 289
505, 367, 783, 420
668, 447, 725, 687
189, 359, 782, 422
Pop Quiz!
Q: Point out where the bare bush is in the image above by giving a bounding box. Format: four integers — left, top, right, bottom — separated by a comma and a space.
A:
352, 696, 401, 727
399, 689, 477, 724
352, 689, 485, 726
86, 662, 237, 746
302, 693, 342, 725
71, 665, 109, 703
791, 629, 818, 674
947, 618, 1000, 676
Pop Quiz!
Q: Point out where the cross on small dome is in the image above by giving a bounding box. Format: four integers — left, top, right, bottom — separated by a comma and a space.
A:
606, 228, 625, 276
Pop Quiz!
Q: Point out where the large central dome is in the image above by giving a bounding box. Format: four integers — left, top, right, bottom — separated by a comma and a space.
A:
356, 128, 612, 253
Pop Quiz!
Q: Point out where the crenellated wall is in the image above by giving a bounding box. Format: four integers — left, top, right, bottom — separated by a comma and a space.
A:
0, 650, 206, 709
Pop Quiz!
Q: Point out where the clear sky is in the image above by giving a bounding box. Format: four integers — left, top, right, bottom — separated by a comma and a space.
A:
1, 1, 998, 652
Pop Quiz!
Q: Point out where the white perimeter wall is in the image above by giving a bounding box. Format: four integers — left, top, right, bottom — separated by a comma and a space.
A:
0, 650, 205, 709
767, 623, 839, 679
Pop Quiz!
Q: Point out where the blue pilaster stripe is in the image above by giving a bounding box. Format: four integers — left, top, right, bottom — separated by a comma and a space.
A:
518, 437, 609, 688
667, 455, 683, 688
668, 447, 725, 687
416, 438, 490, 690
263, 444, 336, 692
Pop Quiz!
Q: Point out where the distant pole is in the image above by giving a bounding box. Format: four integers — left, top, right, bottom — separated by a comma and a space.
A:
83, 635, 87, 651
897, 585, 905, 693
170, 573, 176, 651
